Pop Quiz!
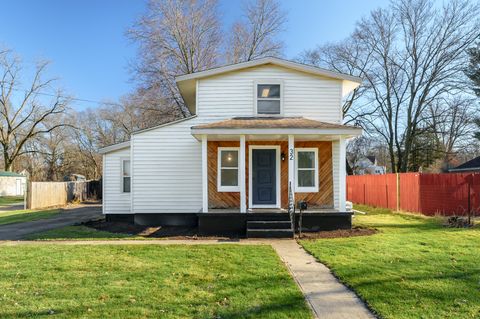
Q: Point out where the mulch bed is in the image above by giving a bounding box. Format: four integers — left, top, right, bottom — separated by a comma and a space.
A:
82, 220, 377, 240
298, 226, 377, 239
82, 220, 239, 240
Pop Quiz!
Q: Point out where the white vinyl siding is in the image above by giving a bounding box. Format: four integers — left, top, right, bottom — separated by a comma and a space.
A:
197, 64, 342, 122
132, 117, 210, 213
103, 148, 131, 214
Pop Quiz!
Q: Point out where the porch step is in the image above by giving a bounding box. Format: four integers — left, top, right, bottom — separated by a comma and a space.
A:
246, 213, 290, 221
246, 229, 294, 238
247, 220, 291, 229
246, 213, 293, 238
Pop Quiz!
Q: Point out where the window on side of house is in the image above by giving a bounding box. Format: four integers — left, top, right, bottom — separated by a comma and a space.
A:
218, 148, 239, 192
295, 148, 318, 192
122, 159, 131, 193
256, 84, 281, 115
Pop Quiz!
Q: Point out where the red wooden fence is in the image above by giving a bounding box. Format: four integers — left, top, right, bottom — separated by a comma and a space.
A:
347, 173, 480, 216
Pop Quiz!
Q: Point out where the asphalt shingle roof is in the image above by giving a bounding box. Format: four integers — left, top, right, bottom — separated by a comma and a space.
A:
192, 117, 360, 130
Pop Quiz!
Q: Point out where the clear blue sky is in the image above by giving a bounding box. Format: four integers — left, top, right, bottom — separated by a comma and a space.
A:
0, 0, 388, 110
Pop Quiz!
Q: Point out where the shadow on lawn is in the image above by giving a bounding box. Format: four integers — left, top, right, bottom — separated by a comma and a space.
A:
83, 219, 243, 240
214, 295, 309, 319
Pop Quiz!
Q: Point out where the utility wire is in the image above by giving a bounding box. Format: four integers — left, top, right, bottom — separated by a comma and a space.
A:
0, 82, 124, 108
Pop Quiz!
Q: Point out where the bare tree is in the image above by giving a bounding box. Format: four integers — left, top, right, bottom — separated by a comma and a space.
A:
298, 39, 375, 124
0, 50, 70, 172
226, 0, 286, 63
345, 0, 479, 172
128, 0, 222, 118
428, 97, 476, 170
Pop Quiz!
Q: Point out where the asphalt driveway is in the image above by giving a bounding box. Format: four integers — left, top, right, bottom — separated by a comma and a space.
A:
0, 203, 102, 240
0, 203, 25, 212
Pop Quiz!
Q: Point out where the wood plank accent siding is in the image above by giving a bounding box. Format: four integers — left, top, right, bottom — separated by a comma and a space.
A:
208, 140, 333, 209
208, 141, 240, 208
295, 141, 334, 208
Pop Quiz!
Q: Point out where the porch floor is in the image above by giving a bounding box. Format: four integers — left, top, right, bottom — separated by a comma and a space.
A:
207, 208, 341, 214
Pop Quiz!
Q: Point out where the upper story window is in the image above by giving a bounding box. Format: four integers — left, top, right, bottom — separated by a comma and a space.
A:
122, 159, 131, 193
218, 148, 240, 192
256, 83, 281, 115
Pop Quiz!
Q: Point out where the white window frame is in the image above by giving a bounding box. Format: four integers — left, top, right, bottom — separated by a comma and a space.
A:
217, 147, 240, 192
121, 158, 131, 193
254, 80, 283, 116
295, 148, 319, 193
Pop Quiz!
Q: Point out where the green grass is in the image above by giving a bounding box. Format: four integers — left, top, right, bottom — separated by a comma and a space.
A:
25, 225, 143, 240
0, 196, 23, 206
300, 205, 480, 319
0, 244, 311, 319
0, 208, 61, 225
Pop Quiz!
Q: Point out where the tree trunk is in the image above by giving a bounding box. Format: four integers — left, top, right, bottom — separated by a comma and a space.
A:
4, 159, 13, 172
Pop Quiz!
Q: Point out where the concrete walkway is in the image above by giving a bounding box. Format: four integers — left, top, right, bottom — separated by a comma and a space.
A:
0, 204, 102, 240
271, 240, 375, 319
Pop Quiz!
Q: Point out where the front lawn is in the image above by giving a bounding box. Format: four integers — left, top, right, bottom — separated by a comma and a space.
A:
300, 205, 480, 319
0, 196, 24, 206
0, 208, 61, 225
0, 244, 311, 319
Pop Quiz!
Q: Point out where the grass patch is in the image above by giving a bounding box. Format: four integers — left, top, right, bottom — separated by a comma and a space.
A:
0, 208, 61, 225
0, 244, 311, 319
0, 196, 23, 206
25, 226, 143, 240
300, 205, 480, 319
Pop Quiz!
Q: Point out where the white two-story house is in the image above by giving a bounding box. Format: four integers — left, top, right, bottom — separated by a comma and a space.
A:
99, 57, 362, 237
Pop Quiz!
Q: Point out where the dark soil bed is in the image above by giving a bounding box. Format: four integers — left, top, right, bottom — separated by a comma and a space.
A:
82, 220, 240, 240
298, 226, 377, 239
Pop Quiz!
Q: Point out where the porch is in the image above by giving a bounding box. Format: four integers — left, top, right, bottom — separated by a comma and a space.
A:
192, 117, 362, 214
197, 210, 354, 237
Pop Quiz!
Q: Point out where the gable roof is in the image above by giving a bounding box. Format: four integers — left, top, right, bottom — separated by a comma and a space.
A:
192, 116, 359, 130
176, 57, 362, 83
176, 57, 363, 114
0, 171, 25, 177
98, 141, 131, 154
366, 156, 376, 164
450, 156, 480, 172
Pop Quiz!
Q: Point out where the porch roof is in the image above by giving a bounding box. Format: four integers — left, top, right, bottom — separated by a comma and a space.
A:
191, 117, 362, 139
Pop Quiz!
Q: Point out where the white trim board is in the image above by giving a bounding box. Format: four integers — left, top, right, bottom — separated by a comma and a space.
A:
98, 141, 131, 154
248, 145, 281, 209
175, 57, 362, 84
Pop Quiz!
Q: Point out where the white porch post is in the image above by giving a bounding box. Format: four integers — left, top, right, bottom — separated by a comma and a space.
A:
288, 135, 295, 202
338, 136, 347, 211
239, 135, 246, 213
201, 134, 208, 213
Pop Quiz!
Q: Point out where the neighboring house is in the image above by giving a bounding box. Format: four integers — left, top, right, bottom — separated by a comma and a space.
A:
353, 156, 386, 175
449, 156, 480, 173
99, 57, 362, 237
0, 172, 26, 196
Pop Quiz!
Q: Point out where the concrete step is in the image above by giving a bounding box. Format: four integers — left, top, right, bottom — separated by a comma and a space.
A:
247, 213, 290, 221
247, 229, 294, 238
247, 220, 292, 229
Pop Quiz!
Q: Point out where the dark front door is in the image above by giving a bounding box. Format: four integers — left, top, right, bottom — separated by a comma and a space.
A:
252, 149, 276, 206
